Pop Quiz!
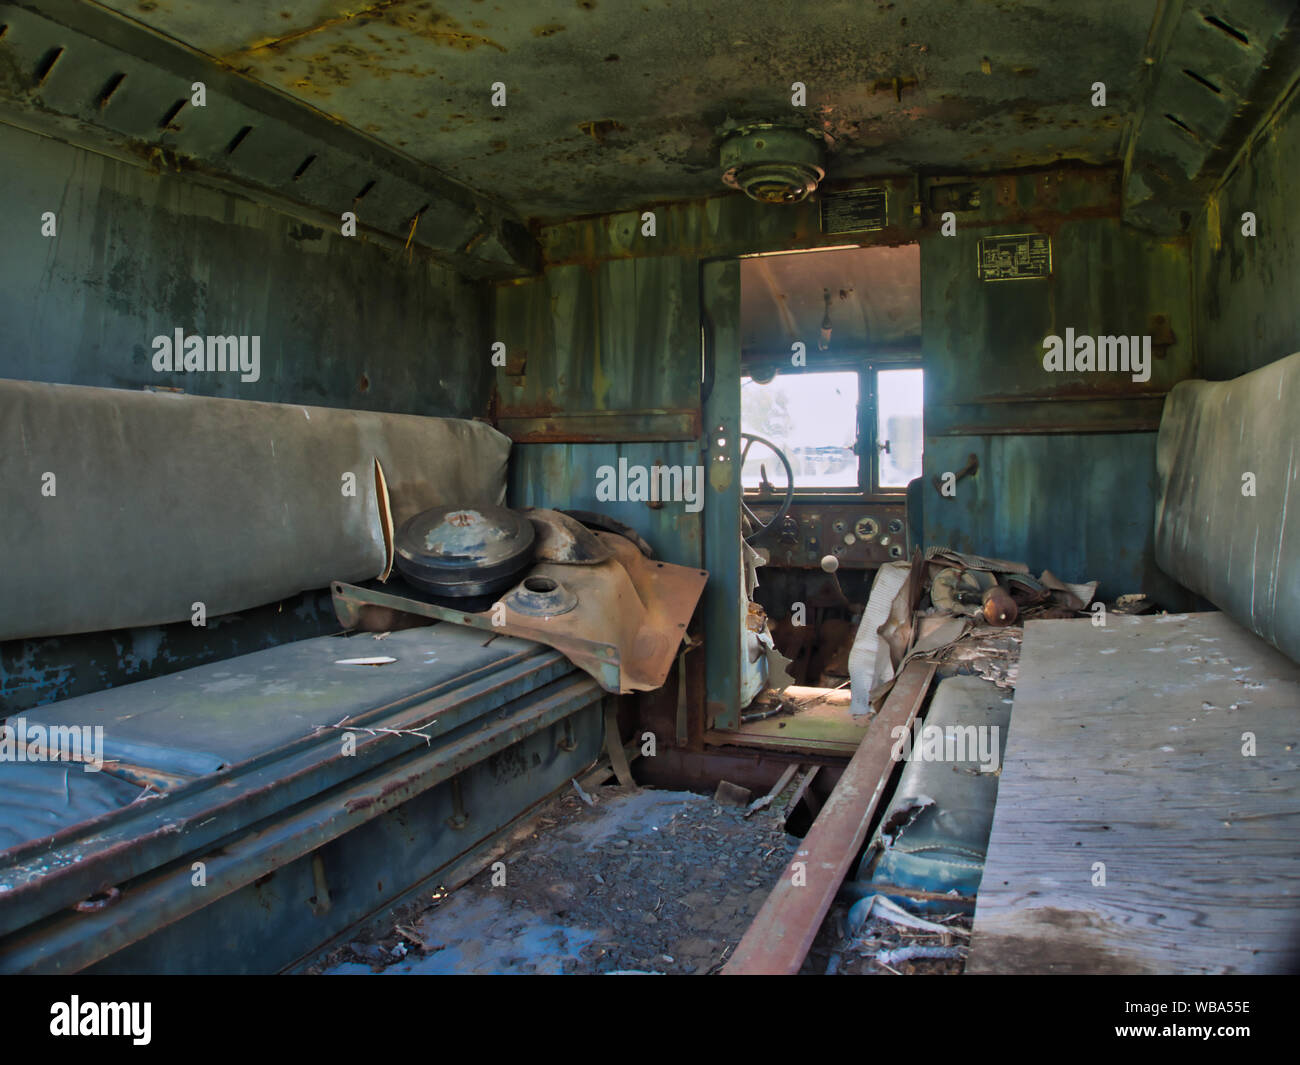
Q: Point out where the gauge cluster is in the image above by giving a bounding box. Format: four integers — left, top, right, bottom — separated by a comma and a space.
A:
748, 503, 908, 568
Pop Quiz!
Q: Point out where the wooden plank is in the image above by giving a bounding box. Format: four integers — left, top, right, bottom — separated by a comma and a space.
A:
968, 612, 1300, 974
723, 660, 937, 975
703, 694, 870, 755
781, 766, 822, 822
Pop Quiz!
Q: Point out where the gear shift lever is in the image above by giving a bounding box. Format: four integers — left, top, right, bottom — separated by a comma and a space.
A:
821, 554, 850, 606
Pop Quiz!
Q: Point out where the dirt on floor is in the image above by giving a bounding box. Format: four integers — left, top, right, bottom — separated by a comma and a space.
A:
308, 786, 800, 975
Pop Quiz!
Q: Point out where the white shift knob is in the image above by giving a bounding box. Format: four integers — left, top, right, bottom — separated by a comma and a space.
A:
820, 554, 839, 573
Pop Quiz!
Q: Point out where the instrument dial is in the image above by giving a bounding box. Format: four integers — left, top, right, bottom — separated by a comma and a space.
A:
854, 516, 879, 540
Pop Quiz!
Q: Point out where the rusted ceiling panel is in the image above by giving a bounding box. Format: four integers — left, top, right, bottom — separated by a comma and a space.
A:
0, 0, 540, 277
1121, 0, 1300, 234
741, 243, 921, 358
96, 0, 1160, 223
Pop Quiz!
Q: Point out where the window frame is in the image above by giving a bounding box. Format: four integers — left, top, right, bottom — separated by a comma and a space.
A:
740, 353, 922, 501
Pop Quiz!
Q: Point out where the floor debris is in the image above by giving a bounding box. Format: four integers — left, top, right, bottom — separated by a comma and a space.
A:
804, 897, 973, 976
308, 787, 799, 975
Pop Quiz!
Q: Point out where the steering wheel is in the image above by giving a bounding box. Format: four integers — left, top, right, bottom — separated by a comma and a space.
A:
740, 433, 796, 544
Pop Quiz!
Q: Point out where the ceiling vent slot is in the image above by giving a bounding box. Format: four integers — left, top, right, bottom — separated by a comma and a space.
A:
354, 180, 376, 201
96, 72, 126, 110
1182, 68, 1222, 94
292, 154, 317, 181
33, 46, 63, 86
224, 125, 253, 156
1164, 113, 1201, 141
158, 98, 186, 129
1202, 13, 1249, 45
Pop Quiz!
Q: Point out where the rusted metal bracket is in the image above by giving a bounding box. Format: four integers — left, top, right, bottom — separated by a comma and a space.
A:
309, 853, 333, 917
722, 659, 938, 975
603, 702, 638, 790
931, 452, 979, 496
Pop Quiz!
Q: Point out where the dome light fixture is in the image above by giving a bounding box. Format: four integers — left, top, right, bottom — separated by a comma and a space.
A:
719, 123, 828, 205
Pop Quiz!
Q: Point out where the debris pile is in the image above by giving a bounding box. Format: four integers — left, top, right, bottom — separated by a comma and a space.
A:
851, 546, 1104, 715
309, 787, 799, 976
805, 894, 972, 975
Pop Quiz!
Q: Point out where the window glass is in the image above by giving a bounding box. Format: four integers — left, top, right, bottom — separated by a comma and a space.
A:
876, 368, 924, 488
741, 371, 859, 490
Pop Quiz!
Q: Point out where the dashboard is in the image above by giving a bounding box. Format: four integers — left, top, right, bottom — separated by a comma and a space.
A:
746, 502, 908, 569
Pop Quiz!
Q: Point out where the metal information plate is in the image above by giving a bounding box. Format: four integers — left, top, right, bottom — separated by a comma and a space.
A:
820, 186, 887, 234
978, 233, 1052, 281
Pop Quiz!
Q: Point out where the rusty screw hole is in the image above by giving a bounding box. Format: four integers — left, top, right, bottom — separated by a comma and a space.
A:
73, 886, 122, 913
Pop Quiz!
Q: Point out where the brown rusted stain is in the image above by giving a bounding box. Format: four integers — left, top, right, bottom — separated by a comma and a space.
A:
225, 1, 506, 61
226, 0, 406, 57
496, 396, 563, 419
532, 23, 566, 37
577, 118, 627, 144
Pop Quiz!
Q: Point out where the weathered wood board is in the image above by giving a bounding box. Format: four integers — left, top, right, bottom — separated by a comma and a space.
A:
967, 612, 1300, 974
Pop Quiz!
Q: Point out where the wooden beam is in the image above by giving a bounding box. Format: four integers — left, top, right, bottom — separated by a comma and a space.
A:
722, 659, 937, 975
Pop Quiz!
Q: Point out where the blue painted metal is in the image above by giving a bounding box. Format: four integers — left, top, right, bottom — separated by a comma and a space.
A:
701, 260, 743, 731
0, 590, 341, 713
0, 628, 580, 940
493, 256, 701, 429
0, 624, 605, 972
0, 124, 490, 413
919, 214, 1196, 596
6, 691, 604, 973
15, 625, 545, 780
923, 432, 1192, 600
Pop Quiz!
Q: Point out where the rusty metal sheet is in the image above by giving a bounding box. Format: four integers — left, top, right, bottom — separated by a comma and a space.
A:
334, 532, 707, 694
723, 659, 937, 975
524, 508, 612, 564
495, 410, 702, 443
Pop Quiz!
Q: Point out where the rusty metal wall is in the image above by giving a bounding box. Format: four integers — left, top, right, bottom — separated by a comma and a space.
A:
1191, 78, 1300, 379
494, 251, 708, 570
493, 256, 701, 443
514, 167, 1197, 604
0, 122, 490, 415
921, 213, 1196, 597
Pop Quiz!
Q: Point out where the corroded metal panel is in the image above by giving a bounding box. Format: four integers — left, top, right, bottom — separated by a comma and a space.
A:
88, 0, 1159, 223
922, 431, 1195, 601
1191, 72, 1300, 379
493, 256, 702, 429
702, 259, 743, 731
